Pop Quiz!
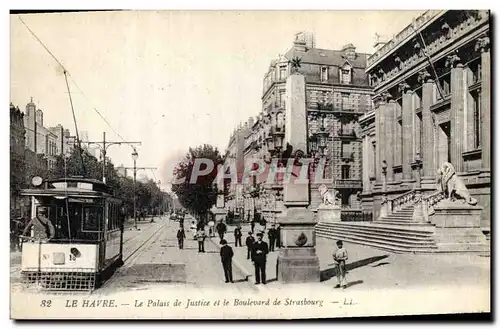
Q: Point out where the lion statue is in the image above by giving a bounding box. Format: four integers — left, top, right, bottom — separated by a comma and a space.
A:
318, 184, 339, 206
436, 162, 477, 205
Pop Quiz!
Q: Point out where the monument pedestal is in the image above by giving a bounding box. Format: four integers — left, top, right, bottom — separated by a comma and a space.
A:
317, 204, 341, 223
432, 201, 489, 252
277, 208, 320, 283
210, 206, 227, 223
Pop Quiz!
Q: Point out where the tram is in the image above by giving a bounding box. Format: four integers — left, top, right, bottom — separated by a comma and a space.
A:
19, 176, 124, 291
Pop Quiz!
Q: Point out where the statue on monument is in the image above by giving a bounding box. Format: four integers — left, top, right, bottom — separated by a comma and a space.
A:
318, 184, 339, 206
436, 162, 477, 205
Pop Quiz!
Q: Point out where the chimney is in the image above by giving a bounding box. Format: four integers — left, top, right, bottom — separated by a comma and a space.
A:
293, 32, 308, 53
342, 43, 357, 61
36, 109, 43, 126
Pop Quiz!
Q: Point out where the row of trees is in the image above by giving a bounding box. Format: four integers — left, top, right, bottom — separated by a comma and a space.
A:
17, 147, 172, 218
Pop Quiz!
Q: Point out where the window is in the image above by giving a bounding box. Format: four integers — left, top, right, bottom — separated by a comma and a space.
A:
341, 93, 350, 110
341, 141, 351, 159
320, 67, 328, 82
279, 66, 287, 80
341, 193, 350, 207
82, 206, 102, 232
472, 91, 481, 148
341, 165, 350, 179
340, 68, 351, 84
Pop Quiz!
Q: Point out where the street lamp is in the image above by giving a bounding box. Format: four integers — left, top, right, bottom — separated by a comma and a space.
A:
132, 149, 139, 230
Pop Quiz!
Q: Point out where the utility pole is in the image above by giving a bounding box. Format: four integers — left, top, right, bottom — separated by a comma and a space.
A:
124, 155, 156, 230
79, 132, 141, 183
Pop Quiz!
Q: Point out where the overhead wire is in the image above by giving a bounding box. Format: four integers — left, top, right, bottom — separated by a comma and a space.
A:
17, 14, 135, 155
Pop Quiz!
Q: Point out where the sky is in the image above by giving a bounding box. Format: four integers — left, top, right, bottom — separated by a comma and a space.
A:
10, 10, 424, 191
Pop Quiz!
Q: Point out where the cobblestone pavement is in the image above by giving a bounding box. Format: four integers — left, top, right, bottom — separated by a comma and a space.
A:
219, 222, 490, 291
99, 216, 258, 294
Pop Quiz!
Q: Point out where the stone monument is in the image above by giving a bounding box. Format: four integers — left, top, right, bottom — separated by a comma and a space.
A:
277, 67, 320, 283
210, 188, 228, 224
317, 184, 341, 223
431, 162, 488, 252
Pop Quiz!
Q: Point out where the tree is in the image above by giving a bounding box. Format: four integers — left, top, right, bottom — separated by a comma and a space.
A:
171, 144, 224, 223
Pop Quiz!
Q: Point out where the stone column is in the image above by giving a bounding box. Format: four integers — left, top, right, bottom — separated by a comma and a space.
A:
476, 36, 490, 172
385, 99, 396, 181
419, 70, 436, 180
374, 97, 385, 181
362, 134, 371, 192
400, 83, 414, 181
448, 53, 465, 172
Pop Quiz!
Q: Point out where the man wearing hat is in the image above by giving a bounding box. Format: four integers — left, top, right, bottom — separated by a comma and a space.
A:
219, 239, 234, 283
22, 207, 55, 241
245, 231, 255, 260
251, 232, 269, 284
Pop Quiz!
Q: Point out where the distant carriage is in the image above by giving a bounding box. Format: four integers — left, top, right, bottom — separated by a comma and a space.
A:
19, 177, 124, 291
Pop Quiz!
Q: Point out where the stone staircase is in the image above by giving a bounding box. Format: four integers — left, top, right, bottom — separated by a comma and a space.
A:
315, 204, 438, 254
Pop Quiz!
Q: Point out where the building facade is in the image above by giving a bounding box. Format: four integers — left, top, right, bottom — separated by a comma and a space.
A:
10, 103, 26, 217
23, 99, 58, 170
226, 33, 374, 222
362, 10, 490, 230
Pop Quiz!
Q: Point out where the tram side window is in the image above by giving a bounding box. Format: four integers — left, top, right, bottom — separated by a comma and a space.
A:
82, 206, 103, 231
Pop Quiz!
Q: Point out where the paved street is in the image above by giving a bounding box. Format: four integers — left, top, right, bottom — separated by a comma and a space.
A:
10, 218, 490, 295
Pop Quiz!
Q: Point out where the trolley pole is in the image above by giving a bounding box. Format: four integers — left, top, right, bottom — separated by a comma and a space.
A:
80, 132, 141, 184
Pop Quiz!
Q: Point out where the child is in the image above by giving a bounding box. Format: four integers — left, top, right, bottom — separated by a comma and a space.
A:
195, 228, 206, 253
333, 240, 348, 289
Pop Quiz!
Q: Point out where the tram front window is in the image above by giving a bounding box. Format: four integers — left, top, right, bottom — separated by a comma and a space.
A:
36, 200, 104, 242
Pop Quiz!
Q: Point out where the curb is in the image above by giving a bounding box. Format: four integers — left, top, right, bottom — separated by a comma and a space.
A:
207, 237, 268, 291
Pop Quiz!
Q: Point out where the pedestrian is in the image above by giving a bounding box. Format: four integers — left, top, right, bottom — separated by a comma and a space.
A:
22, 207, 55, 241
208, 219, 215, 237
267, 224, 276, 252
333, 240, 348, 289
234, 225, 242, 247
177, 225, 186, 250
245, 231, 255, 260
216, 220, 227, 242
276, 224, 282, 248
250, 220, 255, 234
251, 233, 269, 284
220, 239, 234, 283
195, 228, 206, 253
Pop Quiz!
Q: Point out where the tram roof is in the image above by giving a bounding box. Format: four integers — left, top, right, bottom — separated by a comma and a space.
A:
21, 176, 113, 197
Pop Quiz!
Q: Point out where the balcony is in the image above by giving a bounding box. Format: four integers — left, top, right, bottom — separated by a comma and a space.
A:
337, 129, 357, 138
332, 179, 362, 189
313, 103, 370, 115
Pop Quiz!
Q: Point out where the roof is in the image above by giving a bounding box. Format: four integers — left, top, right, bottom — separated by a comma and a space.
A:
46, 177, 108, 187
283, 47, 370, 68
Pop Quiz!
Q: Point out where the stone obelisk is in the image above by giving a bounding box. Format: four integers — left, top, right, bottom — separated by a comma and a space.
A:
277, 70, 320, 283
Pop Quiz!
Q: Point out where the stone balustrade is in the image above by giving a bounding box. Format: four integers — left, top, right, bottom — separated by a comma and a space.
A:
389, 189, 415, 213
422, 190, 446, 221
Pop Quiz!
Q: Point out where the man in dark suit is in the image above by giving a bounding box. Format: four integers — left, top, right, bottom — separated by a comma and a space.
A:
267, 224, 276, 252
251, 233, 269, 284
177, 225, 186, 250
220, 239, 234, 283
245, 231, 255, 260
216, 220, 227, 242
234, 225, 242, 247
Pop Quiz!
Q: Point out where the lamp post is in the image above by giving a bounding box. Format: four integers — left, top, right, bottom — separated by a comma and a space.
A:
131, 149, 139, 230
380, 160, 388, 218
412, 153, 424, 222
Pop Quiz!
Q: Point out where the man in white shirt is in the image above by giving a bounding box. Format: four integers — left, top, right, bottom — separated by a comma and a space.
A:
333, 240, 348, 289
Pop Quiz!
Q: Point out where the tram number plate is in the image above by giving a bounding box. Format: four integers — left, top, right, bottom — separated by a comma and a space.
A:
69, 254, 77, 261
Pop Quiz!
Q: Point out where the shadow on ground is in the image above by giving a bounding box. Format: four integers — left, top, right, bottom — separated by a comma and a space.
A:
320, 255, 389, 282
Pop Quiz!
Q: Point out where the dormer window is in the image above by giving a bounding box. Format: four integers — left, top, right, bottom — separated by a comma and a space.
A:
279, 65, 287, 80
340, 65, 352, 84
321, 67, 328, 82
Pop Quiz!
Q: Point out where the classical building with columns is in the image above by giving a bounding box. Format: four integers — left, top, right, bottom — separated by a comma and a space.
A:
225, 32, 373, 224
361, 10, 490, 231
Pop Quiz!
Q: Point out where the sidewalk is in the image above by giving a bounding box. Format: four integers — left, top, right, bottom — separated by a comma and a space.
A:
215, 222, 490, 291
